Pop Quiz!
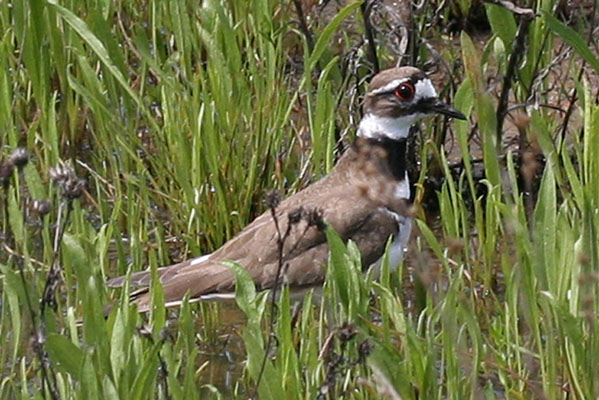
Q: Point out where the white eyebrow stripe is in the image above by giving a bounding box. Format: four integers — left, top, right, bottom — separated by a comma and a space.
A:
413, 79, 438, 100
370, 78, 411, 94
370, 77, 439, 101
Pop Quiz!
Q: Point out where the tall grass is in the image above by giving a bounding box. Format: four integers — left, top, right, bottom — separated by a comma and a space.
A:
1, 0, 598, 398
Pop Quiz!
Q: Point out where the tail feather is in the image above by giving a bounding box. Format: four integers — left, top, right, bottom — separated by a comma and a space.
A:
105, 266, 169, 288
105, 254, 212, 288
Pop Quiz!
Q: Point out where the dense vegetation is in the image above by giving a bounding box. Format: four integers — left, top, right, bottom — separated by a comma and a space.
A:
1, 0, 598, 398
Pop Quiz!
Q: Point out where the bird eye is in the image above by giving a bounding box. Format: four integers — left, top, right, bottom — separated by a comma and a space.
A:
394, 82, 415, 101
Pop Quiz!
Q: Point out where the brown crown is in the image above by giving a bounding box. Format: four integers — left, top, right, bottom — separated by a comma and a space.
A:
363, 67, 430, 119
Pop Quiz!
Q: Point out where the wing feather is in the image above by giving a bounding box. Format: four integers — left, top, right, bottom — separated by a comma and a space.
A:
108, 140, 409, 311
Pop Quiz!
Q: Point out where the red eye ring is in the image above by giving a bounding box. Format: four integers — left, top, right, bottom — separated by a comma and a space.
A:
394, 82, 415, 101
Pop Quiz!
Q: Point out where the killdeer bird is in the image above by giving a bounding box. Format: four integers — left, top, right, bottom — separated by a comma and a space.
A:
107, 66, 466, 311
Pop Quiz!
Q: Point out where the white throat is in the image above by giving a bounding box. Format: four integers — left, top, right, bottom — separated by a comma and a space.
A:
357, 113, 422, 140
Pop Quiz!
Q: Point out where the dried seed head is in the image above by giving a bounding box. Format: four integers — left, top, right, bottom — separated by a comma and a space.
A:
49, 163, 86, 200
63, 177, 86, 200
32, 199, 51, 216
49, 164, 75, 185
358, 339, 374, 359
264, 190, 282, 210
305, 207, 326, 231
288, 207, 304, 225
338, 322, 357, 342
9, 147, 29, 169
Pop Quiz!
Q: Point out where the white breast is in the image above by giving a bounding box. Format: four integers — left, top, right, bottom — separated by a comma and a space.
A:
372, 175, 412, 276
394, 173, 411, 200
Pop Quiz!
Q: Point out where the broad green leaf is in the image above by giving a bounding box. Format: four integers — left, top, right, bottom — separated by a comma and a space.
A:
416, 220, 444, 261
7, 188, 23, 243
582, 79, 599, 194
0, 264, 22, 361
82, 277, 111, 377
23, 163, 46, 200
479, 93, 501, 188
102, 375, 120, 400
368, 343, 412, 399
312, 56, 339, 174
542, 10, 599, 74
485, 3, 517, 49
63, 233, 89, 283
533, 164, 556, 291
460, 32, 484, 95
226, 261, 257, 315
183, 348, 200, 399
561, 144, 583, 208
109, 308, 127, 380
454, 78, 476, 196
307, 2, 361, 71
227, 262, 284, 397
46, 333, 84, 378
150, 263, 166, 337
325, 225, 350, 311
130, 343, 160, 400
461, 32, 500, 189
81, 352, 100, 399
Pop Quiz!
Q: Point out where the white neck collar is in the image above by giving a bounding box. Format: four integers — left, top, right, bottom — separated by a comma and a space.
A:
357, 113, 422, 140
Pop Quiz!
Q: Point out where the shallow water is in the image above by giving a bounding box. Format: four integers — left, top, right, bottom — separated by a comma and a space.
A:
196, 301, 247, 395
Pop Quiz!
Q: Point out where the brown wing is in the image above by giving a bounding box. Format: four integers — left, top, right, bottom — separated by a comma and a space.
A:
107, 141, 405, 311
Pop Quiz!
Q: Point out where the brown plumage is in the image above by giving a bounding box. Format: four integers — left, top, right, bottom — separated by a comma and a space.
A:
108, 139, 407, 311
106, 66, 466, 312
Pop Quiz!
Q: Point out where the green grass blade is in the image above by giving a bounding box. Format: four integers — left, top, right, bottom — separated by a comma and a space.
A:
542, 10, 599, 74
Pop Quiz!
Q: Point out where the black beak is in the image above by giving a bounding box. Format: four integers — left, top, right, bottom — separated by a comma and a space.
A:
428, 100, 467, 120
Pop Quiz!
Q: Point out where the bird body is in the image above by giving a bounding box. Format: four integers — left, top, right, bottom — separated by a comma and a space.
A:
107, 66, 466, 311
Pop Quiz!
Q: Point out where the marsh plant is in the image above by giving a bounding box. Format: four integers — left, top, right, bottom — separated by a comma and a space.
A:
1, 0, 599, 399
